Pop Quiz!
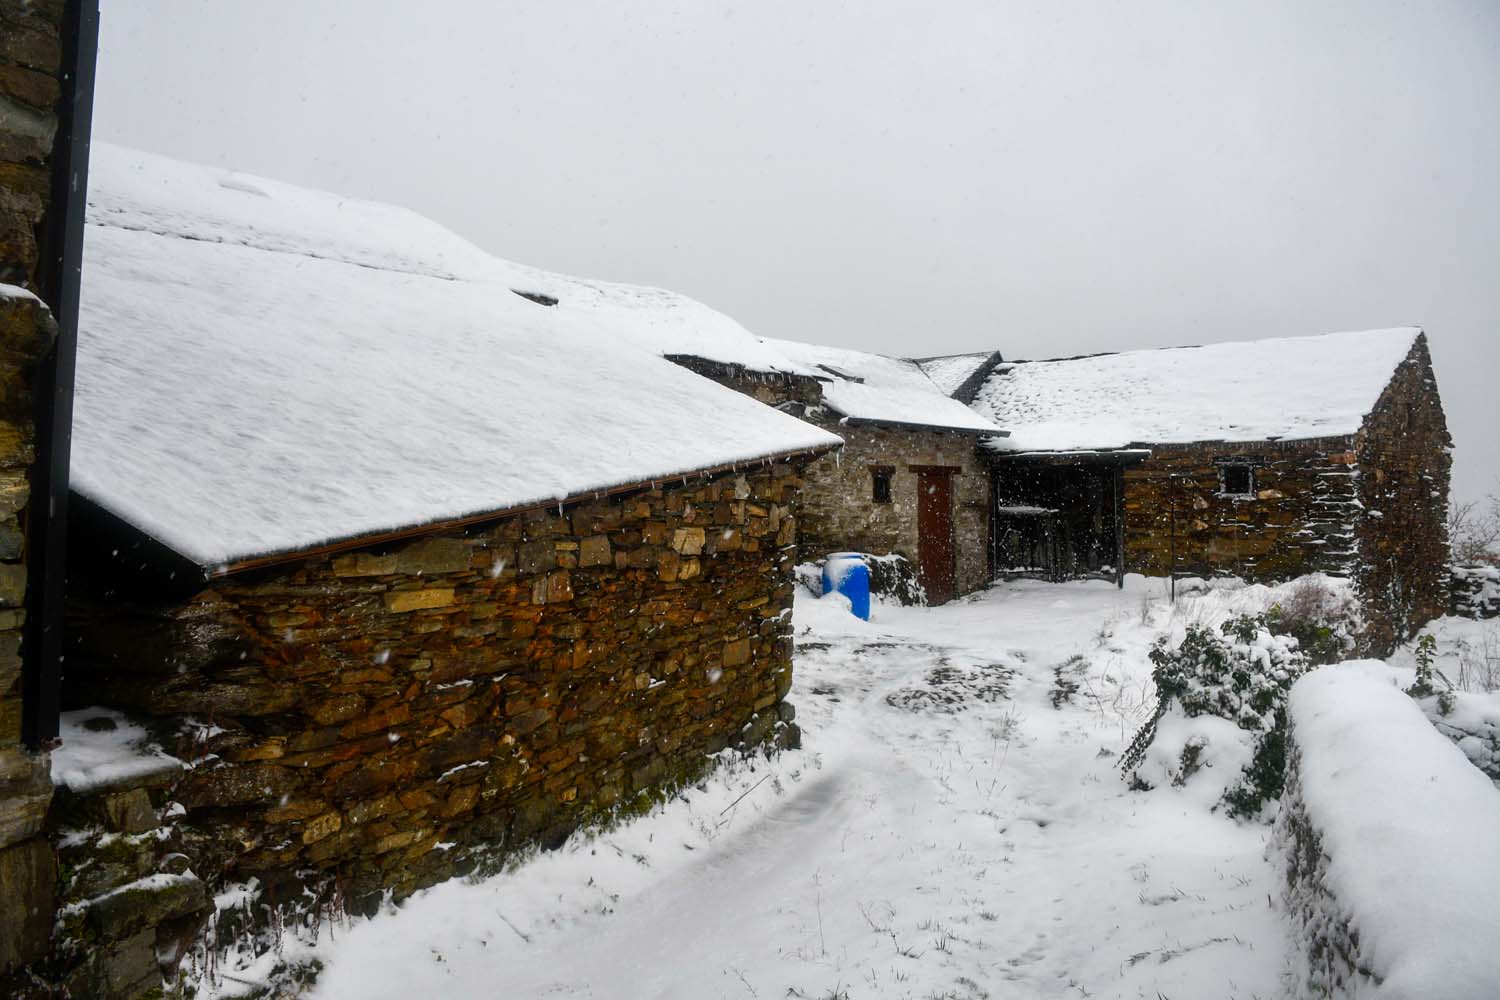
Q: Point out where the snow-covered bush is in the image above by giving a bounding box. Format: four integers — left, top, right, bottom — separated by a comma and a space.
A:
1265, 576, 1361, 666
1122, 613, 1310, 818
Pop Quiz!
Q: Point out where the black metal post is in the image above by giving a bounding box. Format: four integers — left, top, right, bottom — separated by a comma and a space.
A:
1114, 464, 1125, 589
21, 0, 99, 748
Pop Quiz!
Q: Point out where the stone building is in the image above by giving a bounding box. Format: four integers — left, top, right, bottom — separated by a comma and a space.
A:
5, 145, 840, 995
673, 338, 1009, 603
967, 328, 1451, 651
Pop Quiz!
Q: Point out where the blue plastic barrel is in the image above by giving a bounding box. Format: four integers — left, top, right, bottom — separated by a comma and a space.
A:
823, 552, 871, 620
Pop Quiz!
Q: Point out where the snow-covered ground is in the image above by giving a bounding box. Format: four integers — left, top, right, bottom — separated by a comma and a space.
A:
248, 577, 1315, 1000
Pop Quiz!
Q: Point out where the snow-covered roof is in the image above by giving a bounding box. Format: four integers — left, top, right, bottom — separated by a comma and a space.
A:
912, 352, 1000, 398
757, 336, 1006, 435
74, 145, 841, 570
971, 328, 1421, 453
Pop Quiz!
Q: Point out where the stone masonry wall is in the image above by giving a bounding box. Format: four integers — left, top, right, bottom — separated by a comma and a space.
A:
667, 355, 993, 600
798, 423, 991, 599
0, 0, 63, 976
66, 462, 805, 909
1354, 333, 1452, 654
1122, 438, 1362, 583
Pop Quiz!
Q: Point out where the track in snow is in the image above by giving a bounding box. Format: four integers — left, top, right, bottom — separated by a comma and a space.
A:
308, 579, 1287, 1000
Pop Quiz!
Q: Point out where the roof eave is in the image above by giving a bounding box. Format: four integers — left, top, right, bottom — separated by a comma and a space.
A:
208, 441, 841, 577
83, 441, 842, 581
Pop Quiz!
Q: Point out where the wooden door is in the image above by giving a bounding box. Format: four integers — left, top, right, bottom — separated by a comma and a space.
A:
916, 467, 956, 604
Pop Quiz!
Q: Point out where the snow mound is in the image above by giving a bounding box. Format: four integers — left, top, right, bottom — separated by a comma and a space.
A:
972, 328, 1420, 452
1278, 662, 1500, 999
75, 145, 840, 569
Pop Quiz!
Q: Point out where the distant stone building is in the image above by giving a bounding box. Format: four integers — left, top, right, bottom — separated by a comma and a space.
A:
679, 327, 1450, 649
674, 341, 1009, 603
966, 328, 1451, 652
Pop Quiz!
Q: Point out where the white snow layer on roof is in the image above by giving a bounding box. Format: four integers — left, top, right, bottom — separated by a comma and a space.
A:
86, 144, 807, 376
913, 352, 995, 397
74, 145, 839, 568
758, 336, 1004, 433
972, 328, 1420, 452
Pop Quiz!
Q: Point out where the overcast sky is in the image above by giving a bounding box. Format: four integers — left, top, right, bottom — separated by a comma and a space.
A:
92, 0, 1499, 504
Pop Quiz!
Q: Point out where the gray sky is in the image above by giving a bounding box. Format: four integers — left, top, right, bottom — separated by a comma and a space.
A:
93, 0, 1499, 504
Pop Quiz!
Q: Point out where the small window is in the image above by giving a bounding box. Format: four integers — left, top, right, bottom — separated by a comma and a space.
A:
871, 468, 893, 504
1219, 464, 1255, 498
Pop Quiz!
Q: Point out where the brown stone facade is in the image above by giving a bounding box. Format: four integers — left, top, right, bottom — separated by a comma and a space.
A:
798, 423, 991, 599
1121, 437, 1362, 582
66, 462, 806, 907
671, 354, 993, 602
1118, 335, 1451, 653
1352, 334, 1452, 653
0, 0, 63, 975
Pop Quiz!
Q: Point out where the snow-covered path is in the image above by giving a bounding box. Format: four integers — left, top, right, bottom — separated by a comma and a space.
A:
307, 580, 1288, 999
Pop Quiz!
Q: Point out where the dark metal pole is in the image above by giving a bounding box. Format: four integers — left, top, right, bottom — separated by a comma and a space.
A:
1114, 464, 1125, 589
1168, 473, 1177, 603
21, 0, 99, 748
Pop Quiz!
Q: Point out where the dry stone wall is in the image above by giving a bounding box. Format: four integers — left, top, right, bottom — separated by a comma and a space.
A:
0, 0, 63, 976
1122, 438, 1363, 583
67, 462, 806, 909
1353, 334, 1452, 654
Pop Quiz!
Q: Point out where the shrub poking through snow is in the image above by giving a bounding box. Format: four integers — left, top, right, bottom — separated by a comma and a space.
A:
1405, 633, 1455, 718
1122, 613, 1310, 818
1049, 654, 1087, 708
1264, 577, 1360, 667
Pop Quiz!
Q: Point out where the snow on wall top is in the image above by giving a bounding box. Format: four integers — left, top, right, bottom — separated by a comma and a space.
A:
1286, 662, 1500, 1000
758, 336, 1005, 434
913, 352, 997, 397
74, 145, 840, 569
971, 328, 1420, 452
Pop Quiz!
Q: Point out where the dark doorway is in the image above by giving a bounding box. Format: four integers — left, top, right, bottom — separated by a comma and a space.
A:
915, 466, 956, 604
990, 458, 1129, 583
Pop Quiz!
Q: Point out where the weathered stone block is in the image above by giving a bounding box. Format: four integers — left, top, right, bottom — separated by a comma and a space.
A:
0, 746, 49, 848
100, 787, 158, 835
0, 470, 28, 516
384, 588, 455, 613
0, 561, 25, 607
530, 570, 572, 604
671, 526, 706, 555
722, 637, 750, 667
332, 552, 398, 577
0, 837, 53, 970
176, 762, 299, 809
394, 537, 472, 576
85, 873, 208, 941
301, 811, 341, 845
517, 538, 555, 574
578, 534, 611, 567
0, 277, 56, 360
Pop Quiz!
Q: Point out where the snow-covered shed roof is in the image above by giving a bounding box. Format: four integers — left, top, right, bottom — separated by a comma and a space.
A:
970, 328, 1421, 454
74, 145, 841, 572
757, 337, 1006, 435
